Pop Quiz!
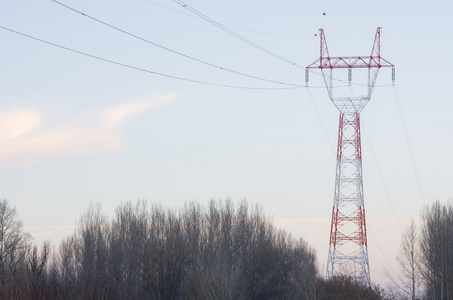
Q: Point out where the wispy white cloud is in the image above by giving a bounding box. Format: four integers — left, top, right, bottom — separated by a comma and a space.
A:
0, 93, 180, 164
0, 111, 42, 142
103, 93, 177, 130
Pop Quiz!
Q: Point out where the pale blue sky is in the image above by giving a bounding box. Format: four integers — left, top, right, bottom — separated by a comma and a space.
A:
1, 0, 452, 286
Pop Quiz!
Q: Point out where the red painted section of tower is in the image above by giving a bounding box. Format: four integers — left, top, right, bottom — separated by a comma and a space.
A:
370, 28, 381, 66
319, 29, 331, 69
307, 27, 394, 69
329, 113, 367, 247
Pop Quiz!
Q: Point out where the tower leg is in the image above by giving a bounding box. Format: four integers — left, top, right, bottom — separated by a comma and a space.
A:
326, 112, 370, 286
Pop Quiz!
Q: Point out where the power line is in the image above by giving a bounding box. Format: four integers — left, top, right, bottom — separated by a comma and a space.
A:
305, 88, 335, 155
223, 25, 316, 38
172, 0, 307, 69
361, 121, 403, 232
167, 0, 394, 89
367, 226, 401, 282
0, 25, 303, 91
171, 0, 392, 89
145, 0, 316, 37
50, 0, 304, 88
67, 0, 388, 90
145, 0, 195, 19
392, 87, 426, 203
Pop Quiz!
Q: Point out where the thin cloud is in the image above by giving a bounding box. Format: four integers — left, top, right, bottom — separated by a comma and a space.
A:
103, 94, 177, 130
0, 111, 42, 142
0, 93, 180, 165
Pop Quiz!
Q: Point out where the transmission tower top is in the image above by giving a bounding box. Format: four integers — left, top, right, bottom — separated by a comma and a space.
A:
306, 27, 394, 69
305, 27, 395, 110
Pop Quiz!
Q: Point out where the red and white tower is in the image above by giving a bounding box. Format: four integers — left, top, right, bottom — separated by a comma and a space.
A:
306, 28, 394, 286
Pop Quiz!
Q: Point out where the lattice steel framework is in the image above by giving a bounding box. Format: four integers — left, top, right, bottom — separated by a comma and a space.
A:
306, 28, 394, 286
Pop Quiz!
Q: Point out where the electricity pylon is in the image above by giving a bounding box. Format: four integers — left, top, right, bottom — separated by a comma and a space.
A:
306, 28, 394, 286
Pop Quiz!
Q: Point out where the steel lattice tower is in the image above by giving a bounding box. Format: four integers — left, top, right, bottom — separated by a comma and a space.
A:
306, 28, 394, 286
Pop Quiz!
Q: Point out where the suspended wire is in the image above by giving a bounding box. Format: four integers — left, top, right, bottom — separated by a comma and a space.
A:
50, 0, 304, 88
224, 26, 316, 38
361, 121, 403, 232
161, 0, 394, 88
367, 226, 401, 281
145, 0, 315, 37
361, 141, 401, 248
145, 0, 195, 18
350, 84, 401, 236
172, 0, 307, 69
361, 121, 405, 283
305, 88, 335, 154
165, 0, 393, 89
363, 166, 400, 244
392, 87, 426, 203
0, 25, 304, 91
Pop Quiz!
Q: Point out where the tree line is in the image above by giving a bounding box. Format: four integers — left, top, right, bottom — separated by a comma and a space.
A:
0, 198, 386, 299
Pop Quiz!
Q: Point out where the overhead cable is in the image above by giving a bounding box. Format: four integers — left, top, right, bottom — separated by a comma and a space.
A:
51, 0, 304, 88
146, 0, 315, 37
173, 1, 394, 88
361, 121, 403, 231
0, 25, 303, 90
305, 88, 335, 154
392, 87, 426, 203
172, 0, 307, 69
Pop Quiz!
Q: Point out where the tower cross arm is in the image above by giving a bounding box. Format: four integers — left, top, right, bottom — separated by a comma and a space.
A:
306, 27, 394, 69
306, 56, 394, 69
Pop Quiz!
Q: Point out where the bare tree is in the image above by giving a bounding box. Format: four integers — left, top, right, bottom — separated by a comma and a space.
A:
388, 218, 422, 300
75, 202, 109, 299
0, 198, 325, 299
108, 200, 148, 298
0, 199, 29, 297
289, 238, 318, 300
399, 219, 421, 300
57, 235, 78, 298
419, 201, 453, 300
26, 242, 51, 299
